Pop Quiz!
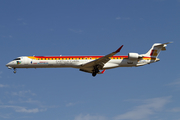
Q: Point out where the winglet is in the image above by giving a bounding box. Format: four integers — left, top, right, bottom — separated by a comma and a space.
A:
163, 41, 173, 44
101, 69, 106, 74
115, 45, 123, 53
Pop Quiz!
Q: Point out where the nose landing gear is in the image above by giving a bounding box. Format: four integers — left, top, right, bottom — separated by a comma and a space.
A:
13, 68, 16, 74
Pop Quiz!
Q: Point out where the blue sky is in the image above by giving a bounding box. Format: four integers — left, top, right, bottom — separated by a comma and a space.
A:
0, 0, 180, 120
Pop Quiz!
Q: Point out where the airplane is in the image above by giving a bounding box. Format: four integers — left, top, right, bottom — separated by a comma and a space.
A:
6, 42, 171, 77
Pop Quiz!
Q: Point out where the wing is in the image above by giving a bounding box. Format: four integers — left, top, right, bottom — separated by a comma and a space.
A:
80, 45, 123, 73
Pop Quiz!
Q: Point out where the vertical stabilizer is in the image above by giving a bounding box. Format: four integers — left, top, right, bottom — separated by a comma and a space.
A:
143, 42, 172, 58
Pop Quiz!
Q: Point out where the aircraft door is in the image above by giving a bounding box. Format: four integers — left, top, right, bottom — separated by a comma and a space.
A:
23, 57, 30, 65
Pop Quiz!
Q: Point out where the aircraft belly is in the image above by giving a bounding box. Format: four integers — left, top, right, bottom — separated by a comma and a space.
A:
103, 59, 137, 69
118, 59, 138, 67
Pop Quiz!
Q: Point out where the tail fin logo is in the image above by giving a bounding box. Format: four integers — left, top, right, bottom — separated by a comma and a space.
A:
150, 50, 158, 56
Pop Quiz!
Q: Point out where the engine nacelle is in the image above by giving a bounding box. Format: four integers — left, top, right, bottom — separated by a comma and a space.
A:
128, 53, 140, 59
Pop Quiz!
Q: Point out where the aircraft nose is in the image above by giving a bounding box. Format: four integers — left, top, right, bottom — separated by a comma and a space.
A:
6, 62, 10, 67
6, 61, 14, 68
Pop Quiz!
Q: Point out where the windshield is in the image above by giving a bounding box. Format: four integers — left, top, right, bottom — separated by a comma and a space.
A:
13, 58, 21, 61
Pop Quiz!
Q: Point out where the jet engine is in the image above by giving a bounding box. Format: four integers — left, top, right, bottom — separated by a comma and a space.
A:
128, 53, 142, 59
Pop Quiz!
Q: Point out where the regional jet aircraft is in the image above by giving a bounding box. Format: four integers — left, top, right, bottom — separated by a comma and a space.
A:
6, 42, 171, 76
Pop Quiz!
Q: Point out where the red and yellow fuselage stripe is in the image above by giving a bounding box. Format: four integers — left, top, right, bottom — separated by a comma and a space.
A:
27, 56, 156, 60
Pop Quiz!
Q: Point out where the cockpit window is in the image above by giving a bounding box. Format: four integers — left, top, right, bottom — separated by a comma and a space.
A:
13, 58, 21, 60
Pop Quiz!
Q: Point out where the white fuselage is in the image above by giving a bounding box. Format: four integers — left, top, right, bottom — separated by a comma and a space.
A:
6, 55, 158, 70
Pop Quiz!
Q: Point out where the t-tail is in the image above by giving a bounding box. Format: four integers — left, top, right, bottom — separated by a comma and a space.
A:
142, 42, 172, 58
